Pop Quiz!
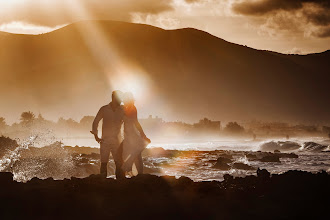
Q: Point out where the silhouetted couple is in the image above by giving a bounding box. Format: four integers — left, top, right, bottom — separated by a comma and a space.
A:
91, 91, 150, 179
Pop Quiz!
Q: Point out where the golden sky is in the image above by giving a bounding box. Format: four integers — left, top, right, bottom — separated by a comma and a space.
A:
0, 0, 329, 54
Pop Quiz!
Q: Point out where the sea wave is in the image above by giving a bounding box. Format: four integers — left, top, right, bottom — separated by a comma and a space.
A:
259, 141, 330, 152
0, 136, 329, 182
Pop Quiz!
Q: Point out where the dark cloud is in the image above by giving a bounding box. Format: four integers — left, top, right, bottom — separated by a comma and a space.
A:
304, 8, 330, 26
233, 0, 330, 16
233, 0, 303, 15
0, 0, 174, 26
232, 0, 330, 38
312, 26, 330, 37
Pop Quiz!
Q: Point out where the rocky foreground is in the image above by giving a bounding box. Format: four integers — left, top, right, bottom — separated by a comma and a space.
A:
0, 170, 329, 219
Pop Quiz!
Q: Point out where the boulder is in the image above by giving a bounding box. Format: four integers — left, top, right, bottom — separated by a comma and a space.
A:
257, 168, 270, 180
213, 156, 233, 170
213, 161, 231, 170
276, 153, 298, 158
216, 157, 232, 164
223, 174, 234, 182
246, 153, 257, 159
260, 155, 280, 162
0, 136, 19, 157
218, 153, 233, 159
177, 176, 194, 186
232, 163, 255, 170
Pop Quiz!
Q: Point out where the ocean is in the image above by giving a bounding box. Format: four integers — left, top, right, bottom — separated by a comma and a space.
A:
1, 136, 329, 182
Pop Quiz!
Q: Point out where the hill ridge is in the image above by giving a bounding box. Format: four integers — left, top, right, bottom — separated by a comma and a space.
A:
0, 20, 329, 123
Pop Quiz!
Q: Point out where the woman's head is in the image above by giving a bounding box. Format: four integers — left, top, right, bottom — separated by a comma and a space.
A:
123, 92, 135, 106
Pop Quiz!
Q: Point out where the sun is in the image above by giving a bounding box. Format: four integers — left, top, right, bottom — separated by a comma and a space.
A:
108, 67, 152, 104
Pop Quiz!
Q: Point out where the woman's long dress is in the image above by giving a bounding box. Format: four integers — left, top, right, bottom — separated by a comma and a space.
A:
121, 112, 148, 174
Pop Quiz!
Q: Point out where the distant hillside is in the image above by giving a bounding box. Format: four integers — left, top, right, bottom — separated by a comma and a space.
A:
0, 20, 329, 124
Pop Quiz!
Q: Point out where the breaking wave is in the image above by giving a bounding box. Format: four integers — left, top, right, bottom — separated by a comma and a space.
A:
0, 136, 329, 182
259, 141, 330, 152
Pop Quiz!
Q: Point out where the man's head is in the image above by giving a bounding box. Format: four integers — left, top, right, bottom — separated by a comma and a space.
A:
112, 90, 123, 106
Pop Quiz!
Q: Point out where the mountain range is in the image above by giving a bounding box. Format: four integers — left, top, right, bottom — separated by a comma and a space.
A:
0, 20, 329, 124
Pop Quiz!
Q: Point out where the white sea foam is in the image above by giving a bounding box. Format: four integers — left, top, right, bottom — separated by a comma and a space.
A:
0, 137, 329, 182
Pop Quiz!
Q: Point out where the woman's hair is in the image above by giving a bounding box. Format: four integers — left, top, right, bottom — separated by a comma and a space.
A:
124, 92, 135, 103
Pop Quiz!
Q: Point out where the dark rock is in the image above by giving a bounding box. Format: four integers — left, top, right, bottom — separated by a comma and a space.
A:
177, 176, 193, 186
78, 157, 90, 164
274, 150, 281, 153
276, 153, 298, 158
216, 156, 232, 164
213, 157, 233, 170
0, 136, 18, 157
260, 155, 280, 162
213, 161, 231, 170
0, 172, 13, 184
257, 168, 270, 180
223, 174, 234, 182
161, 175, 177, 186
0, 169, 329, 219
246, 153, 257, 159
232, 163, 255, 170
218, 153, 233, 159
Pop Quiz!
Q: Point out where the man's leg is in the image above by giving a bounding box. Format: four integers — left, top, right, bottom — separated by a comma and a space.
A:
111, 143, 125, 179
100, 142, 111, 177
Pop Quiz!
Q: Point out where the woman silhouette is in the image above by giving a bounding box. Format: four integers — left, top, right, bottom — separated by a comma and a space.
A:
121, 92, 150, 175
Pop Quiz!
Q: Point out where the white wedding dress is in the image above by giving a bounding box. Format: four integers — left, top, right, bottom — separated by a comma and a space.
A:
121, 114, 147, 174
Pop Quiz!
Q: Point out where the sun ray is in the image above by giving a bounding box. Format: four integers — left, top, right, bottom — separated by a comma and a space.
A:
62, 0, 154, 104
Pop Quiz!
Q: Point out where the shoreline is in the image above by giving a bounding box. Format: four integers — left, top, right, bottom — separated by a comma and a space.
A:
1, 169, 329, 219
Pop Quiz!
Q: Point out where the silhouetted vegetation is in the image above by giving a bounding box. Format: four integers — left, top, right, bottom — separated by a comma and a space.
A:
0, 111, 329, 140
0, 111, 96, 140
20, 111, 35, 127
0, 117, 7, 129
224, 122, 245, 134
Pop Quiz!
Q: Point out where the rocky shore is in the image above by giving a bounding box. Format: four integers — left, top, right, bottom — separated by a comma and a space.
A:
0, 169, 329, 219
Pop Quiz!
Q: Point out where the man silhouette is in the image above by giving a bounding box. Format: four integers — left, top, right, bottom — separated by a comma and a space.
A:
91, 90, 125, 179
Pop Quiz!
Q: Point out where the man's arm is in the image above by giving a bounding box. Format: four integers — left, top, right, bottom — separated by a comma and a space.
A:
91, 107, 103, 143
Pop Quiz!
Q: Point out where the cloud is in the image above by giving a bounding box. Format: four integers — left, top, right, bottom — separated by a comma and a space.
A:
312, 26, 330, 38
184, 0, 202, 3
285, 47, 303, 54
232, 0, 330, 16
0, 0, 174, 27
232, 0, 330, 38
132, 13, 181, 30
0, 21, 64, 34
